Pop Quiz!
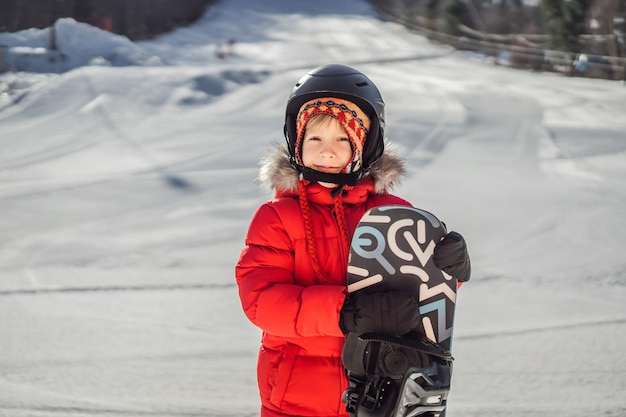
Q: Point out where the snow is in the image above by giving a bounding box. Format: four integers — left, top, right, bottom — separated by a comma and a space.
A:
1, 0, 625, 416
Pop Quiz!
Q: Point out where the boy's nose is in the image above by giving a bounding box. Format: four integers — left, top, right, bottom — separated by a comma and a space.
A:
319, 142, 336, 156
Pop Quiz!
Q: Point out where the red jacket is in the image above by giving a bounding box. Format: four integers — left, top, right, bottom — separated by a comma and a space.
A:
236, 144, 411, 417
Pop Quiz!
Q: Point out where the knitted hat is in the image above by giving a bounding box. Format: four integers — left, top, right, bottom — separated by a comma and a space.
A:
294, 97, 371, 174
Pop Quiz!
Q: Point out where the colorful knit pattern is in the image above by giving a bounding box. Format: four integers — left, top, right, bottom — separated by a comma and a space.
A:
295, 97, 370, 174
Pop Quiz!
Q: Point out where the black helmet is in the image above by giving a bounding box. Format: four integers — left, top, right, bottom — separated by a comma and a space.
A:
284, 64, 385, 185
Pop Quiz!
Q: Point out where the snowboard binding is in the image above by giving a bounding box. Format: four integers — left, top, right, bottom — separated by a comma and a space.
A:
342, 332, 453, 417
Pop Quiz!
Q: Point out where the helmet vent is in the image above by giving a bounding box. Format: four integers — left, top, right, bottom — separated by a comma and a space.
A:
355, 82, 368, 87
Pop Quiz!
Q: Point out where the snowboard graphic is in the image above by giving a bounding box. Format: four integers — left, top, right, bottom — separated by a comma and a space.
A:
347, 205, 457, 350
342, 205, 457, 417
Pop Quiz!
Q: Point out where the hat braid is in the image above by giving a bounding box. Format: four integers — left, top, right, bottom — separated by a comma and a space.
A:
298, 180, 334, 284
333, 192, 350, 262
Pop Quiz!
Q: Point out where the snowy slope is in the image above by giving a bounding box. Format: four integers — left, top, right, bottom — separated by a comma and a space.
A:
1, 0, 625, 416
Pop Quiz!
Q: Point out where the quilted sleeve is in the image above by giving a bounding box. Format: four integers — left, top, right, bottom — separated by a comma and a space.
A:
235, 203, 347, 338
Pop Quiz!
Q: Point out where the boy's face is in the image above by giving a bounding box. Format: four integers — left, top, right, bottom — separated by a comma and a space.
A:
301, 116, 353, 182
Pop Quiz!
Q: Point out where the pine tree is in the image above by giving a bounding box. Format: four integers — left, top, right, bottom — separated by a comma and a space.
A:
541, 0, 591, 52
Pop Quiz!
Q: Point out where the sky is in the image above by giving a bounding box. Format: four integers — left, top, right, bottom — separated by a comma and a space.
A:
1, 0, 625, 416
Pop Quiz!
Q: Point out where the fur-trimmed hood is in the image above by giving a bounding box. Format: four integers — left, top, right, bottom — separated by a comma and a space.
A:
258, 142, 407, 195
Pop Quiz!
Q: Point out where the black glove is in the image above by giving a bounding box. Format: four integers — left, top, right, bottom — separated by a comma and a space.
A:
339, 290, 421, 335
433, 231, 471, 282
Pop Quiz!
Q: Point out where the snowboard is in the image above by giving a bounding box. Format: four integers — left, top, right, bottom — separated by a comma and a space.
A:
342, 205, 457, 417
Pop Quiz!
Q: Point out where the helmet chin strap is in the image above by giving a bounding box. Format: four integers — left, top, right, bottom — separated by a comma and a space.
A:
300, 167, 360, 187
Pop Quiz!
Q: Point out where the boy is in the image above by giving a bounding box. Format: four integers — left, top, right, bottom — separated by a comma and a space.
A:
236, 64, 470, 417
